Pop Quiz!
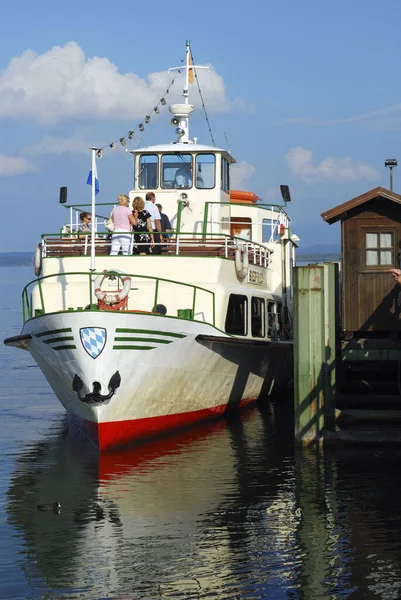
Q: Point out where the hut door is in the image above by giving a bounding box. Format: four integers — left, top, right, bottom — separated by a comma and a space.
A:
356, 227, 400, 332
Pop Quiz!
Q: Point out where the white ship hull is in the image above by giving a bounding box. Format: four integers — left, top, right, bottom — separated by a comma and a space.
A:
20, 310, 292, 450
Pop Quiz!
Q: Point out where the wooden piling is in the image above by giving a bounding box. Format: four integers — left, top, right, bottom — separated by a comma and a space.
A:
293, 263, 339, 443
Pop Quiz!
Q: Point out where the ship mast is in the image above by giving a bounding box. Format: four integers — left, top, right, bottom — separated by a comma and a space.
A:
169, 40, 207, 143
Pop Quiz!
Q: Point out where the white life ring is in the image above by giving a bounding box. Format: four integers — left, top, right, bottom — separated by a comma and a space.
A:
94, 270, 131, 306
235, 245, 249, 280
34, 243, 42, 277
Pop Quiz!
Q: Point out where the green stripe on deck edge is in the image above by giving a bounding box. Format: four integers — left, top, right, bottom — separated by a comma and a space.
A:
115, 328, 186, 338
114, 336, 172, 344
43, 336, 74, 344
53, 345, 76, 351
36, 328, 72, 337
112, 345, 156, 350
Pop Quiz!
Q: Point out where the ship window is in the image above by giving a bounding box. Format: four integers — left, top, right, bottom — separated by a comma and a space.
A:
195, 154, 215, 189
231, 217, 252, 240
221, 157, 230, 193
365, 231, 394, 266
225, 294, 247, 336
251, 297, 265, 337
139, 154, 159, 189
263, 218, 281, 243
162, 153, 193, 189
267, 301, 278, 339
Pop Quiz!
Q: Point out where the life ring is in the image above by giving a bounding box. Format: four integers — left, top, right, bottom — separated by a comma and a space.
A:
235, 245, 249, 280
34, 243, 42, 277
94, 270, 131, 310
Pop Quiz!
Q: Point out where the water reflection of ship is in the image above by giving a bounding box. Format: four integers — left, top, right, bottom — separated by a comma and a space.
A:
7, 403, 299, 598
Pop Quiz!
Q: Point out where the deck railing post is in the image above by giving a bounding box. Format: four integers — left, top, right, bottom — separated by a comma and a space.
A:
293, 263, 338, 443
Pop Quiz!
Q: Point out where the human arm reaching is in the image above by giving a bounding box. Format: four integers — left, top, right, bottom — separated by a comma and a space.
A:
389, 268, 401, 284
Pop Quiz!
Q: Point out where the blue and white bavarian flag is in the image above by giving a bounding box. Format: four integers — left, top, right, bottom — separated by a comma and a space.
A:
80, 327, 106, 358
86, 161, 100, 195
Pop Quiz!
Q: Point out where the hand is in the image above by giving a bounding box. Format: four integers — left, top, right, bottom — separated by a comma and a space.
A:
389, 268, 401, 283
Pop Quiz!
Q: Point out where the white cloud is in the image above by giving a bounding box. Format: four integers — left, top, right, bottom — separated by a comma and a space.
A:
0, 42, 231, 124
230, 161, 255, 189
284, 147, 380, 183
0, 154, 36, 176
25, 134, 91, 155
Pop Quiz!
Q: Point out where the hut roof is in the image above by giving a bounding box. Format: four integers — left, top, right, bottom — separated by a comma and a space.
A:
321, 186, 401, 225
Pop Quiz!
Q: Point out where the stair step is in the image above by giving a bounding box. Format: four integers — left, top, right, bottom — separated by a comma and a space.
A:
338, 394, 401, 409
325, 430, 401, 444
337, 409, 401, 424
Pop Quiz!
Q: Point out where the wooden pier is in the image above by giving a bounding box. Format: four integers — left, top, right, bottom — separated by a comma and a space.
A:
294, 186, 401, 444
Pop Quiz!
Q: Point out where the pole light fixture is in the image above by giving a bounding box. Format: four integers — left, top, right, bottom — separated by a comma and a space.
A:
385, 159, 397, 192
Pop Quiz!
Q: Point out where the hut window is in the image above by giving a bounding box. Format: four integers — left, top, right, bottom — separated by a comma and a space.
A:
139, 154, 159, 189
365, 232, 393, 266
225, 294, 247, 336
251, 297, 265, 337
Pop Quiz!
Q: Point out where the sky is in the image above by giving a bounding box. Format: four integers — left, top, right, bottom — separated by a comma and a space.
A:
1, 0, 401, 252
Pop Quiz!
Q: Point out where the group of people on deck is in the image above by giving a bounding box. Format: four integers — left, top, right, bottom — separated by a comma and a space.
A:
105, 191, 172, 256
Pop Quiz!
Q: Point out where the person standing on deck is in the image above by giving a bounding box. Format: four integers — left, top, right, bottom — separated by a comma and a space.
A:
145, 192, 162, 254
109, 194, 137, 256
156, 204, 173, 243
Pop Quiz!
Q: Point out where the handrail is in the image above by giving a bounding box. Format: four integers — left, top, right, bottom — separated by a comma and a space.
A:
39, 231, 274, 266
21, 270, 216, 326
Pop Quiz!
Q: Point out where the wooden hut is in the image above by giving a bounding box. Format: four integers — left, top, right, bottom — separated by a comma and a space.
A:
321, 186, 401, 339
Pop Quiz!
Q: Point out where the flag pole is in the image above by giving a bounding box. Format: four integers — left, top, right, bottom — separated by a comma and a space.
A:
90, 147, 96, 272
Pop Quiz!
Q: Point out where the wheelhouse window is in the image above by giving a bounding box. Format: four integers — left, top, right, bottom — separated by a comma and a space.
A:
139, 154, 158, 189
225, 294, 247, 336
221, 157, 230, 193
251, 297, 265, 337
365, 231, 394, 266
195, 154, 215, 189
162, 153, 193, 189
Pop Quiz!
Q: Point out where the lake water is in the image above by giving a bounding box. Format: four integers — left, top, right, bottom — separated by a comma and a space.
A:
1, 266, 401, 599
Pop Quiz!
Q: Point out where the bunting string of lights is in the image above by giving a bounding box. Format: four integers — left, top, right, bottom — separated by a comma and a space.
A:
94, 71, 181, 158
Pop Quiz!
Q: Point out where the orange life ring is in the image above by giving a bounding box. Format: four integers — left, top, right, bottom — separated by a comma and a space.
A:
94, 270, 131, 310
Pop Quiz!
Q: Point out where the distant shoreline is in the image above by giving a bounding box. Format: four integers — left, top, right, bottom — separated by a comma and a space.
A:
0, 252, 32, 267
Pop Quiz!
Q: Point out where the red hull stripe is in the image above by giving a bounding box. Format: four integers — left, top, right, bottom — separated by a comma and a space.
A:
74, 397, 256, 451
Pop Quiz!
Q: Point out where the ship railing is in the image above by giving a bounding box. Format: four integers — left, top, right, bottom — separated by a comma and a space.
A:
40, 232, 273, 266
22, 271, 216, 325
203, 201, 291, 244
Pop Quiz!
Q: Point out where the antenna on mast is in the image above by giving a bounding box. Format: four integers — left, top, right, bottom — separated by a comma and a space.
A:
169, 41, 208, 143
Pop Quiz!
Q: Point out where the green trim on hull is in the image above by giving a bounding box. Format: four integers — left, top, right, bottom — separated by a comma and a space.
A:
35, 328, 72, 337
115, 328, 186, 338
112, 345, 156, 350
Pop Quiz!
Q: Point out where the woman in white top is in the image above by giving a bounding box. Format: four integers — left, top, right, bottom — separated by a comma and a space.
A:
110, 194, 137, 256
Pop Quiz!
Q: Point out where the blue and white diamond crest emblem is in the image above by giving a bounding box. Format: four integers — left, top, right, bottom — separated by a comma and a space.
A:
80, 327, 107, 359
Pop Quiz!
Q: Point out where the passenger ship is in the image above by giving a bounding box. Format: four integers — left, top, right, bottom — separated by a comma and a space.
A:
4, 42, 299, 451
